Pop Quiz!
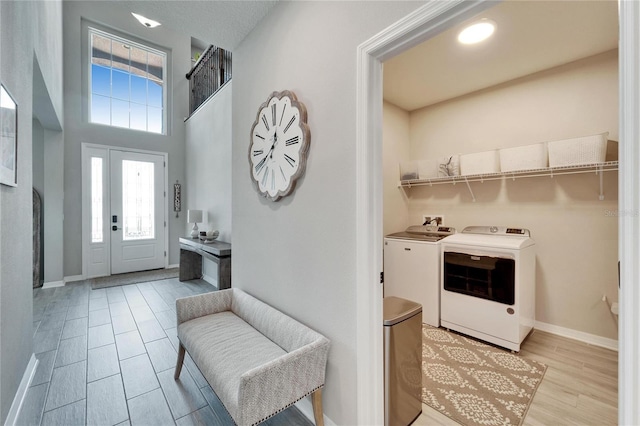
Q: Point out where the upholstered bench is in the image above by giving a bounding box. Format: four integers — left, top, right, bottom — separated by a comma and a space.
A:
174, 288, 330, 426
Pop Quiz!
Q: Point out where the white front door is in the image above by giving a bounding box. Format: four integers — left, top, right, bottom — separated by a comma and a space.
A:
110, 150, 165, 274
82, 144, 167, 278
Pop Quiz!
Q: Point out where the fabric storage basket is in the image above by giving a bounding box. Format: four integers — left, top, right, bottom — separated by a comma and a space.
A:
460, 150, 500, 176
547, 132, 609, 167
499, 143, 548, 172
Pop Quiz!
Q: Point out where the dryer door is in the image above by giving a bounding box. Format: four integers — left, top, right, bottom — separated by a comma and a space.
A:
443, 251, 515, 305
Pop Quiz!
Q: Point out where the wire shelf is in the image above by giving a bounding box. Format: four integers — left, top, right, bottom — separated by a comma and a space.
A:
398, 161, 618, 201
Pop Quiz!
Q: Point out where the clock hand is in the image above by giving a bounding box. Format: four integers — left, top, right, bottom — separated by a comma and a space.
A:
270, 131, 278, 159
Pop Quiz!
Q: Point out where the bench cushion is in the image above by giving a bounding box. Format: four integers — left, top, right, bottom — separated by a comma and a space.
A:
178, 311, 287, 419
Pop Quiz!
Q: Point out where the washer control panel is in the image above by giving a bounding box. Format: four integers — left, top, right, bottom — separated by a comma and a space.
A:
462, 226, 530, 237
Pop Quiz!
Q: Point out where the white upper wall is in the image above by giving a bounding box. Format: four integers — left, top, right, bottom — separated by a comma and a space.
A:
185, 81, 232, 284
232, 2, 425, 424
383, 102, 410, 236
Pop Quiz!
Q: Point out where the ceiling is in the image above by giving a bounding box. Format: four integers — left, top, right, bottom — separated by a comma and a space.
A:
383, 1, 619, 112
116, 1, 278, 51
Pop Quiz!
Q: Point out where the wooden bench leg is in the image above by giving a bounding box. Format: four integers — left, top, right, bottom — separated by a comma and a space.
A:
311, 389, 324, 426
174, 343, 186, 380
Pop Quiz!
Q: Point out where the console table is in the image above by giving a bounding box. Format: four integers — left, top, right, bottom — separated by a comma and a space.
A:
179, 237, 231, 289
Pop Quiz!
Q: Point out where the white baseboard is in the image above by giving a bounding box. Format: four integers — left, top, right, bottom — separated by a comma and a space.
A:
295, 396, 336, 426
4, 355, 38, 426
42, 280, 64, 289
167, 264, 179, 269
64, 275, 84, 283
534, 320, 618, 351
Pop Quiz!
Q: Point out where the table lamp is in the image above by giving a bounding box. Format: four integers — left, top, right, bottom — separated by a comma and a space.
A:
187, 209, 203, 238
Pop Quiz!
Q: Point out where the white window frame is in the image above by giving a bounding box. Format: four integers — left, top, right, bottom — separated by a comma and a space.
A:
87, 26, 168, 135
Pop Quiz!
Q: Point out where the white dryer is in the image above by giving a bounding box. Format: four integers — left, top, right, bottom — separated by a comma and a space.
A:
384, 225, 455, 327
440, 226, 535, 352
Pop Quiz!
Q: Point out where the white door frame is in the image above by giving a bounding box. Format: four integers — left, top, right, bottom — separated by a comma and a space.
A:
81, 142, 169, 279
355, 1, 640, 424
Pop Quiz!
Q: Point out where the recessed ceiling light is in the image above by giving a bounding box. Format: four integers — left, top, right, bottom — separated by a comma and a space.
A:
458, 19, 496, 45
132, 13, 161, 29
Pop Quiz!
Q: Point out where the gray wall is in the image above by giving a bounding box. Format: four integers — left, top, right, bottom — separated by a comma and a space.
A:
32, 119, 45, 198
62, 1, 191, 277
32, 118, 45, 286
185, 82, 232, 284
0, 0, 63, 422
232, 2, 423, 423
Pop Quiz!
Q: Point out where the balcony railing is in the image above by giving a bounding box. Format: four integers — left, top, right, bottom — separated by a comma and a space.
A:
186, 45, 232, 116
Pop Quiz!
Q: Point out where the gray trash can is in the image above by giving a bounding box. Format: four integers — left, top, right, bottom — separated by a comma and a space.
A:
384, 297, 422, 426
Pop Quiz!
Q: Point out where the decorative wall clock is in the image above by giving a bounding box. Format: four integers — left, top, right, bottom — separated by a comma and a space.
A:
249, 90, 310, 201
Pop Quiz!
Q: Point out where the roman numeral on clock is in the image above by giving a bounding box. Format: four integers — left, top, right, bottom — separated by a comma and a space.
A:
255, 156, 267, 174
253, 149, 263, 156
271, 169, 275, 190
279, 104, 287, 126
271, 104, 276, 126
254, 134, 265, 140
284, 154, 296, 167
283, 116, 296, 134
285, 136, 299, 146
261, 114, 270, 131
261, 166, 269, 186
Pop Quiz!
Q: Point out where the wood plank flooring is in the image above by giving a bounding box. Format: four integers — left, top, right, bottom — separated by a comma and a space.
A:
413, 329, 618, 425
20, 278, 312, 426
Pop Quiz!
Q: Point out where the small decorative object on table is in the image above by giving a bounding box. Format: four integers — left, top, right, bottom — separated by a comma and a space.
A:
187, 209, 202, 238
199, 230, 219, 243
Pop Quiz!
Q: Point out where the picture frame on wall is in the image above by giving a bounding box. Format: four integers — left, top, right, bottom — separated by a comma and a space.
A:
0, 83, 18, 187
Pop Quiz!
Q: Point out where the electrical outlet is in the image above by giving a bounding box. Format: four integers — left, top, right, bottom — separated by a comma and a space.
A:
423, 215, 444, 226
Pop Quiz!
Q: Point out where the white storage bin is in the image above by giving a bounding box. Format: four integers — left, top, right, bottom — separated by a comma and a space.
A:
437, 155, 460, 177
460, 150, 500, 176
418, 159, 439, 179
548, 132, 609, 167
499, 143, 548, 172
399, 161, 419, 181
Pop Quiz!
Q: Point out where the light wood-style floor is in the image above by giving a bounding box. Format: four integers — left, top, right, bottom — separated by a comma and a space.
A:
413, 329, 618, 426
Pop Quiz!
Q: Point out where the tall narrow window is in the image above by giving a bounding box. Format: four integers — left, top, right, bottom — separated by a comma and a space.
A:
91, 157, 103, 243
122, 160, 155, 240
89, 27, 167, 134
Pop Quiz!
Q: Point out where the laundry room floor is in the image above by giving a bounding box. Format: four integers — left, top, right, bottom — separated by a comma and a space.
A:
413, 329, 618, 425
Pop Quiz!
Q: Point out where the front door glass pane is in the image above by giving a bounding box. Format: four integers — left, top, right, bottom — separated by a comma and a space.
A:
122, 160, 155, 240
91, 157, 103, 243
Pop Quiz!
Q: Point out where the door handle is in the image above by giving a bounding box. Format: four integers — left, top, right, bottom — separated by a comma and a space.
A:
404, 248, 411, 251
112, 225, 122, 231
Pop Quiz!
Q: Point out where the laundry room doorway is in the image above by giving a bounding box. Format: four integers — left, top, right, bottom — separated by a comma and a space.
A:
355, 1, 640, 424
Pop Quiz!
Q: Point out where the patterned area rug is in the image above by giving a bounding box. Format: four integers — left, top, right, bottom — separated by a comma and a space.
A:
422, 326, 546, 426
90, 268, 179, 290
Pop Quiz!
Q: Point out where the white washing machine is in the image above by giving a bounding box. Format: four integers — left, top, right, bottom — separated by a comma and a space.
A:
384, 225, 455, 327
440, 226, 535, 352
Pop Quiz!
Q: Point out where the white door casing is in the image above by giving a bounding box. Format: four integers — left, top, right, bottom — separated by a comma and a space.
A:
82, 143, 168, 278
